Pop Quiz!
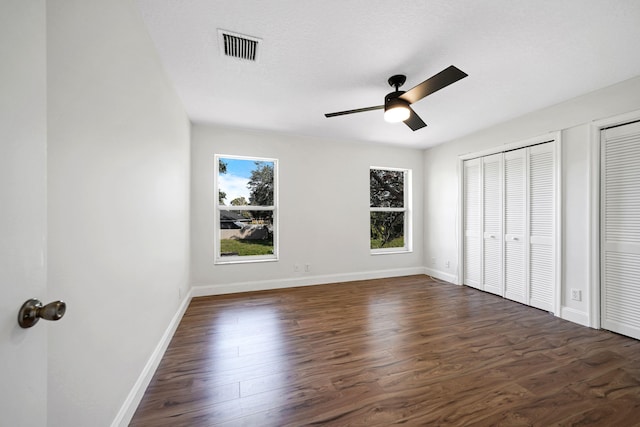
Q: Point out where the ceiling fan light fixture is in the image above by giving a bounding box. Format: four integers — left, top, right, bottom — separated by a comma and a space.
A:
384, 99, 410, 123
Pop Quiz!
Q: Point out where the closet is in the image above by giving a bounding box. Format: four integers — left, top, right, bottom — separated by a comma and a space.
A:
601, 120, 640, 339
462, 139, 557, 313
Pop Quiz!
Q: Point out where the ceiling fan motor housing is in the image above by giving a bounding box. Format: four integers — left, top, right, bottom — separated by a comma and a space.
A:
385, 90, 406, 104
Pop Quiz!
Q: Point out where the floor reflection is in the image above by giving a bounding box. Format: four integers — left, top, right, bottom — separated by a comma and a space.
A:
205, 303, 293, 421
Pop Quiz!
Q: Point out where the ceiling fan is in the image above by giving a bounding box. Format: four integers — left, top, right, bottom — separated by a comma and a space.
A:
324, 65, 468, 131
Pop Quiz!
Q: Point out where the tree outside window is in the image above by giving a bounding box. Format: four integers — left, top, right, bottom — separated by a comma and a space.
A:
370, 167, 411, 253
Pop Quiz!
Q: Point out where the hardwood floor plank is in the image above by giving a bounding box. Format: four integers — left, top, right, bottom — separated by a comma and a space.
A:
130, 275, 640, 426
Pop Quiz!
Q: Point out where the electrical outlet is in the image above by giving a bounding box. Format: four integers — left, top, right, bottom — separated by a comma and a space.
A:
305, 264, 311, 273
294, 264, 300, 272
445, 261, 450, 269
571, 289, 582, 301
431, 257, 436, 266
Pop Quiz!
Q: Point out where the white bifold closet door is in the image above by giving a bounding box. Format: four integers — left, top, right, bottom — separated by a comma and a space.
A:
483, 154, 503, 296
504, 149, 527, 304
464, 158, 482, 289
463, 141, 555, 312
601, 121, 640, 340
528, 143, 555, 312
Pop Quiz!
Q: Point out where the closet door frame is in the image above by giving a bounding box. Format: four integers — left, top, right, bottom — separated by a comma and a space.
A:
590, 109, 640, 329
458, 132, 562, 316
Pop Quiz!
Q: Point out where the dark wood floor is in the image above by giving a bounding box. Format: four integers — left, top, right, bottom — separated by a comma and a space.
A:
130, 275, 640, 426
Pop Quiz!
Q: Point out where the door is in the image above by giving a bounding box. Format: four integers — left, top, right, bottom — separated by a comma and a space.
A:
529, 143, 555, 311
461, 140, 557, 311
463, 158, 482, 289
601, 120, 640, 339
0, 1, 48, 424
503, 149, 527, 304
483, 154, 503, 296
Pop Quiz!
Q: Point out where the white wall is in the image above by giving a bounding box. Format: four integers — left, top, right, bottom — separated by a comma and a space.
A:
424, 75, 640, 327
47, 1, 191, 425
191, 125, 424, 294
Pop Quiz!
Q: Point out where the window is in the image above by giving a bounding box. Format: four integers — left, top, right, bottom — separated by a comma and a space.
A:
370, 167, 411, 253
215, 155, 278, 263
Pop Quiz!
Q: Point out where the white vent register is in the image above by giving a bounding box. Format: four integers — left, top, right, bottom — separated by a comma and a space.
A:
218, 29, 261, 62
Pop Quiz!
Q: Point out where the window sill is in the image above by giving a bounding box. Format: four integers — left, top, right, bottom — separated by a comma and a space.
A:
371, 248, 412, 255
215, 256, 278, 265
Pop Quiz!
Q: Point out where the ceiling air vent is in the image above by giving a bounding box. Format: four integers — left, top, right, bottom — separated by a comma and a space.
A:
218, 30, 261, 62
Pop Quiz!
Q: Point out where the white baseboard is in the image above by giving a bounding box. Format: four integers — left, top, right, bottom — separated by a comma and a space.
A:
192, 267, 428, 297
424, 267, 458, 284
560, 306, 590, 327
111, 289, 193, 427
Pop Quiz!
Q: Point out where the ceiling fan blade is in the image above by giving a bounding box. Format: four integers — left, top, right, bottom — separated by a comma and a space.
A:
325, 105, 384, 118
403, 106, 427, 131
400, 65, 468, 105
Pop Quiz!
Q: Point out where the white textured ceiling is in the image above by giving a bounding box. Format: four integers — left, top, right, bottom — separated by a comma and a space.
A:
136, 0, 640, 149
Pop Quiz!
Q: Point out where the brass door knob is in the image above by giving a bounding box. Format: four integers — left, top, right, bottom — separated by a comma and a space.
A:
18, 299, 66, 328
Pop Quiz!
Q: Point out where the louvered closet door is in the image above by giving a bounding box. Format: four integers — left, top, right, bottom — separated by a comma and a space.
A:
601, 121, 640, 340
464, 158, 482, 289
483, 154, 503, 296
529, 143, 555, 311
504, 149, 527, 304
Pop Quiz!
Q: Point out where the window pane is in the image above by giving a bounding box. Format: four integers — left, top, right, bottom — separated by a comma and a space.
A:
370, 169, 404, 208
218, 158, 274, 207
219, 210, 274, 257
370, 211, 405, 249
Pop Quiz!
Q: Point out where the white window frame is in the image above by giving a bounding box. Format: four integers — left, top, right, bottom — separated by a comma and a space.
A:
370, 166, 412, 255
214, 154, 279, 264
